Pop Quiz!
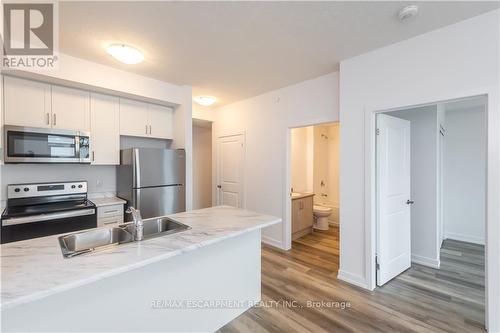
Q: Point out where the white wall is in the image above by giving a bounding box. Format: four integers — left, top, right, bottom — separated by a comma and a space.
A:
311, 123, 340, 224
444, 107, 486, 245
1, 165, 116, 198
2, 53, 184, 106
339, 9, 499, 331
290, 126, 313, 193
171, 85, 194, 210
193, 106, 217, 122
193, 124, 213, 209
313, 124, 340, 208
389, 106, 440, 267
327, 124, 340, 210
437, 104, 446, 245
214, 72, 339, 248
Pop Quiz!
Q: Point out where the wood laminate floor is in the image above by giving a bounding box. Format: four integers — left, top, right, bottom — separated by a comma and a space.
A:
219, 226, 485, 333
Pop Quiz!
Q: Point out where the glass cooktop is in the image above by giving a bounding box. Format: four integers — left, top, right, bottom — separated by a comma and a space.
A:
2, 200, 96, 219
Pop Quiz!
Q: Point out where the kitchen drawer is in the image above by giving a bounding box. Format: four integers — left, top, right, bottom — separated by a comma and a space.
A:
97, 204, 124, 219
98, 215, 123, 227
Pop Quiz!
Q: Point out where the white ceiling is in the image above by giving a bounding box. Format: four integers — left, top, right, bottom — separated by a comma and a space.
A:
59, 2, 499, 106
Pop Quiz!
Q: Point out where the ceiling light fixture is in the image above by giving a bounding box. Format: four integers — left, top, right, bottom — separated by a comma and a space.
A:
397, 5, 419, 22
193, 96, 217, 107
106, 44, 144, 64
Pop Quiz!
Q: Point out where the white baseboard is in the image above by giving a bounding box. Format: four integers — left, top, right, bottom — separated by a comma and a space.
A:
337, 270, 369, 289
444, 232, 485, 245
261, 235, 285, 250
411, 254, 440, 269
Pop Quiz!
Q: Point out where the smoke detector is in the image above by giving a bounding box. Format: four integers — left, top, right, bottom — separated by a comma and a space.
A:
398, 5, 419, 22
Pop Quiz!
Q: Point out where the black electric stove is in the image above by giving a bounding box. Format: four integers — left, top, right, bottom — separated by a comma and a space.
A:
1, 181, 97, 244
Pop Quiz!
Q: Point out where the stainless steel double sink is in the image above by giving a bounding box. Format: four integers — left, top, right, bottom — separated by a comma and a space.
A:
58, 217, 190, 258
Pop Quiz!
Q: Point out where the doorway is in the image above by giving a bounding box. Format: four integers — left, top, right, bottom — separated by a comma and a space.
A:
288, 122, 340, 264
375, 96, 487, 326
192, 119, 213, 209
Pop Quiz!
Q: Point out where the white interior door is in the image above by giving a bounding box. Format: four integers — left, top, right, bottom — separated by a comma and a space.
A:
376, 114, 412, 286
217, 134, 245, 208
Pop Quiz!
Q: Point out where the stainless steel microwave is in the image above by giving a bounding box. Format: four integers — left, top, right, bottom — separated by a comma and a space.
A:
4, 125, 91, 164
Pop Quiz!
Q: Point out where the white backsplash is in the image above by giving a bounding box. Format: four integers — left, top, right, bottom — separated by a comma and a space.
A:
1, 164, 117, 199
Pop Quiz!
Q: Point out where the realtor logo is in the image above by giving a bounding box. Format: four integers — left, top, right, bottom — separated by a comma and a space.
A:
1, 1, 59, 69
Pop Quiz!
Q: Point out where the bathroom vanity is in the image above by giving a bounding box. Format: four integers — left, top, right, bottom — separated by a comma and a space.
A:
291, 193, 314, 240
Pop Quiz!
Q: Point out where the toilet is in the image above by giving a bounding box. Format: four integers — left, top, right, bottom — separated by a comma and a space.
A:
313, 205, 332, 230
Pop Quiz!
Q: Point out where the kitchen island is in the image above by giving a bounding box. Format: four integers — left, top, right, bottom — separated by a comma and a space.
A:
1, 206, 281, 332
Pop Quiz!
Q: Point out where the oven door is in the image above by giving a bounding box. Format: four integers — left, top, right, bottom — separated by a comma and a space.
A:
1, 209, 97, 244
4, 126, 88, 163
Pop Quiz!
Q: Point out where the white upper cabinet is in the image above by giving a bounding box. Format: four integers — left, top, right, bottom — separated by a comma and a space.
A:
4, 77, 91, 132
3, 78, 175, 158
51, 85, 90, 132
4, 76, 52, 128
119, 98, 150, 137
119, 98, 174, 139
148, 104, 173, 139
90, 93, 120, 165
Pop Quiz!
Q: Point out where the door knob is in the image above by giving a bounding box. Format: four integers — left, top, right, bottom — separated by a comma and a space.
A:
406, 200, 415, 205
217, 185, 222, 189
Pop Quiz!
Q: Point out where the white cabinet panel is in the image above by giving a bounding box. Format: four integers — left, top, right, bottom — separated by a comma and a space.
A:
4, 76, 51, 128
90, 93, 120, 165
149, 104, 173, 139
119, 98, 149, 137
51, 85, 90, 132
97, 203, 124, 227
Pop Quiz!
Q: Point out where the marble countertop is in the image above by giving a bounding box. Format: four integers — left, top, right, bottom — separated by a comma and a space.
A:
89, 196, 127, 207
0, 206, 281, 310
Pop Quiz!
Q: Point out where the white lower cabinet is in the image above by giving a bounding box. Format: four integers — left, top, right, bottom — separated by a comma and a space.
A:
97, 204, 124, 227
90, 93, 120, 165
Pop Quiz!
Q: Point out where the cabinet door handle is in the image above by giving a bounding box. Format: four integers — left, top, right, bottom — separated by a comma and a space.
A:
92, 151, 95, 162
149, 125, 152, 134
53, 113, 56, 126
46, 113, 50, 125
145, 125, 148, 134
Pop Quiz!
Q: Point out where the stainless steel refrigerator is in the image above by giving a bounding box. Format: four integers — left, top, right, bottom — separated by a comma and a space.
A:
117, 148, 185, 220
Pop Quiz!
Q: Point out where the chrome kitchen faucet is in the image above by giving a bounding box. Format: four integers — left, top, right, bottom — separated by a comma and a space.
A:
126, 207, 144, 241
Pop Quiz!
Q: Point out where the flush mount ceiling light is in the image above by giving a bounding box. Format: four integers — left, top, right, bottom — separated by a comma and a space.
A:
398, 5, 419, 22
193, 96, 217, 107
106, 44, 144, 64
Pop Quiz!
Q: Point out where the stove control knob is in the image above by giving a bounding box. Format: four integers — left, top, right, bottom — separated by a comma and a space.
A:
14, 188, 20, 193
71, 185, 76, 189
78, 184, 83, 188
23, 187, 29, 192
